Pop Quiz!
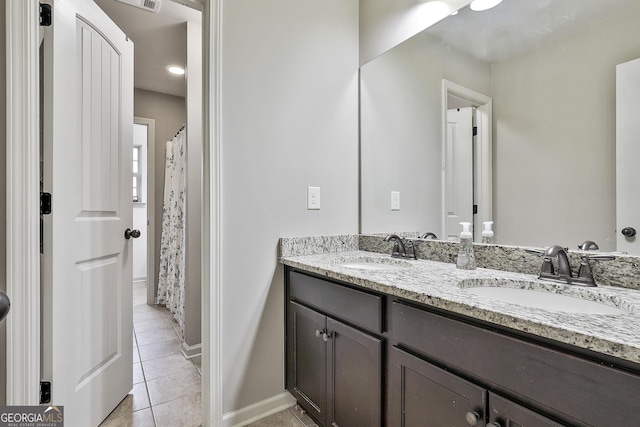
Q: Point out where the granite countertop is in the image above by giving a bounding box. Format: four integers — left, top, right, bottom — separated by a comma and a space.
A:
281, 250, 640, 365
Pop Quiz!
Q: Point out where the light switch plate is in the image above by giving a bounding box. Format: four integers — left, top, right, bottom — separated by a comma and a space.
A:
391, 191, 400, 211
307, 186, 321, 210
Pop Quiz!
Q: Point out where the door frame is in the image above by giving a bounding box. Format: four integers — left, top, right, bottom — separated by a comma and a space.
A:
441, 79, 492, 241
5, 0, 223, 425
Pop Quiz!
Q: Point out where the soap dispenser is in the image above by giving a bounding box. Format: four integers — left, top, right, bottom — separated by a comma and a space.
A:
456, 222, 476, 270
482, 221, 494, 244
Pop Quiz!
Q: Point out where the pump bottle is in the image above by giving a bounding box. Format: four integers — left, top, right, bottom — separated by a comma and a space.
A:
456, 222, 476, 270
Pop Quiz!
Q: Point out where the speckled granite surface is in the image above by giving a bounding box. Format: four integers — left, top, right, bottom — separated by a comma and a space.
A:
280, 249, 640, 364
279, 235, 359, 258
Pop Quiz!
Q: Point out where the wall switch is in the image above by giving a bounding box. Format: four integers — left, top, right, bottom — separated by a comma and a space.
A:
307, 186, 321, 210
391, 191, 400, 211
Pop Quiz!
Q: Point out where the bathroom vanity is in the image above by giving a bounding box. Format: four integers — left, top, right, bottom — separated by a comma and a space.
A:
281, 239, 640, 427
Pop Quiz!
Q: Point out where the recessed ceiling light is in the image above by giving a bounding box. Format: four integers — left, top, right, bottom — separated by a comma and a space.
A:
166, 65, 185, 76
469, 0, 503, 12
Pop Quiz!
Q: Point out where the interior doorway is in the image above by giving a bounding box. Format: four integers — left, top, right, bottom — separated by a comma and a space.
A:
133, 117, 156, 305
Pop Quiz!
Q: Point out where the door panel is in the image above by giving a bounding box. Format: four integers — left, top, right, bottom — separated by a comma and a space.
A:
391, 347, 486, 427
616, 58, 640, 254
488, 393, 566, 427
327, 319, 382, 427
42, 1, 134, 425
288, 302, 327, 426
445, 107, 474, 241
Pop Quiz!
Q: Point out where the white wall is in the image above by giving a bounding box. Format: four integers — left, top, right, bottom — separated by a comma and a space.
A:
220, 0, 359, 419
359, 0, 470, 65
491, 6, 640, 249
360, 30, 491, 234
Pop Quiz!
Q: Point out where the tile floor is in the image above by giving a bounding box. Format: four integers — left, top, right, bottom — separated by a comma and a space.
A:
100, 281, 314, 427
99, 282, 202, 427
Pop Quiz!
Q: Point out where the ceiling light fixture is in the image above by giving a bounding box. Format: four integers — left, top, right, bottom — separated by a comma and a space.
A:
166, 65, 185, 76
469, 0, 503, 12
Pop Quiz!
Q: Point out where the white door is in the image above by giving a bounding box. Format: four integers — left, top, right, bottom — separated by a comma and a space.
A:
616, 58, 640, 254
444, 107, 474, 241
41, 0, 134, 425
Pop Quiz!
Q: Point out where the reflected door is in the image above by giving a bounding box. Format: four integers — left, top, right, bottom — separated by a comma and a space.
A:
616, 58, 640, 254
41, 0, 134, 425
444, 107, 474, 241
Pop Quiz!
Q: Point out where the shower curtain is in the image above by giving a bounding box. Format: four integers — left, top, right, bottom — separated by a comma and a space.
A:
157, 125, 187, 332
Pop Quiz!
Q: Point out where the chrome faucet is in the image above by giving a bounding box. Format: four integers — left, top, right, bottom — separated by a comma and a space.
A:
420, 232, 438, 239
527, 245, 614, 286
384, 234, 417, 260
578, 240, 599, 250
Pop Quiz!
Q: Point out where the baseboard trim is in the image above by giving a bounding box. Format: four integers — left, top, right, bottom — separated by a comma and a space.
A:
133, 277, 147, 283
181, 341, 202, 359
222, 391, 296, 427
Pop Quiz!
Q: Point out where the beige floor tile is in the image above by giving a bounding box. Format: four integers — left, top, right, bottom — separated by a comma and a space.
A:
100, 407, 155, 427
142, 353, 198, 381
134, 316, 174, 334
103, 383, 150, 420
246, 408, 307, 427
152, 392, 202, 427
133, 303, 165, 314
190, 356, 202, 375
136, 327, 179, 346
134, 309, 170, 324
133, 347, 141, 364
133, 363, 145, 384
138, 337, 183, 362
146, 369, 201, 406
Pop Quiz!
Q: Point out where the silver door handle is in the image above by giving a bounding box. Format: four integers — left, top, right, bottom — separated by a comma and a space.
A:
0, 291, 10, 322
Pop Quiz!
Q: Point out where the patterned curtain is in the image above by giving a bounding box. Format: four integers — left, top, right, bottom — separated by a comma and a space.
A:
157, 127, 186, 332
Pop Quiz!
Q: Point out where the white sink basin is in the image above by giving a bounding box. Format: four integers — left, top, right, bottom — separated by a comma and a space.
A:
460, 280, 630, 315
336, 257, 412, 271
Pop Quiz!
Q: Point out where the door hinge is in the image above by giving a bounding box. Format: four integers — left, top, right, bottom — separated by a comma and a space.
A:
473, 204, 478, 215
40, 381, 51, 404
41, 192, 52, 215
39, 3, 52, 26
473, 126, 478, 136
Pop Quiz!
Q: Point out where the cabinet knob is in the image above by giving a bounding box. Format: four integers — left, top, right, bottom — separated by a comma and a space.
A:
315, 329, 321, 338
487, 423, 501, 427
322, 331, 332, 342
465, 411, 480, 426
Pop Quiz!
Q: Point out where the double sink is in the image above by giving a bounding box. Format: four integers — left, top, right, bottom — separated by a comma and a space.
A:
336, 256, 631, 316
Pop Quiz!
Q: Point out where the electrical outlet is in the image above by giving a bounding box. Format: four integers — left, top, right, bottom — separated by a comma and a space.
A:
307, 186, 321, 210
391, 191, 400, 211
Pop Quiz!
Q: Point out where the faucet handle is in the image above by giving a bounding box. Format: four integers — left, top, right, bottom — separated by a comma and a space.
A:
575, 254, 615, 286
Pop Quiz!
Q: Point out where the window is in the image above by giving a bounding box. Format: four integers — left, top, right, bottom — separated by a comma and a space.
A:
133, 145, 142, 202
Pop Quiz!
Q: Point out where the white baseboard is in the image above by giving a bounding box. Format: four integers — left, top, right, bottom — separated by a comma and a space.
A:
181, 341, 202, 359
222, 391, 296, 427
133, 277, 147, 283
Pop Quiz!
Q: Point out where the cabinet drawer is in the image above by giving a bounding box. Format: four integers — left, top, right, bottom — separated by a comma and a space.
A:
289, 271, 383, 333
392, 301, 640, 427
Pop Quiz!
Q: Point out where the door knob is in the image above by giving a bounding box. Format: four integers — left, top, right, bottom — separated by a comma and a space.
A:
622, 227, 636, 237
124, 228, 141, 240
0, 291, 10, 322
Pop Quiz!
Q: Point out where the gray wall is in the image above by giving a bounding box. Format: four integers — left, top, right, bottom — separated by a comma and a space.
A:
220, 0, 359, 415
0, 0, 7, 407
491, 6, 640, 249
360, 30, 491, 234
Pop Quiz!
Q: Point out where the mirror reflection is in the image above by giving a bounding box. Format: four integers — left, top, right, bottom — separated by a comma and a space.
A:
360, 0, 640, 253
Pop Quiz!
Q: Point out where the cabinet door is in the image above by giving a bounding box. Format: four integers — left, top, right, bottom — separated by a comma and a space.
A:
488, 393, 567, 427
288, 302, 327, 426
327, 318, 382, 427
391, 347, 486, 427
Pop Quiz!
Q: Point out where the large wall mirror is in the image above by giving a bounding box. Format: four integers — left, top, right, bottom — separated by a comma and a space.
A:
360, 0, 640, 253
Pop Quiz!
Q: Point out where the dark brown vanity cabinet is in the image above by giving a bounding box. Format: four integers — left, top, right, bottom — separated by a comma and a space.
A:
286, 271, 383, 427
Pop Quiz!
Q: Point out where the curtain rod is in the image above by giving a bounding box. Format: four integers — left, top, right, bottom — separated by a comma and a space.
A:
173, 122, 186, 139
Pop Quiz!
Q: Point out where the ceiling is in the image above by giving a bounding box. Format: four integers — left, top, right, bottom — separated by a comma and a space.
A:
94, 0, 202, 98
428, 0, 640, 63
